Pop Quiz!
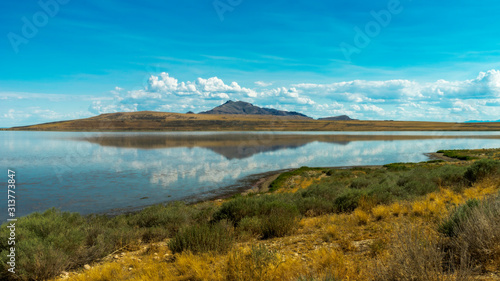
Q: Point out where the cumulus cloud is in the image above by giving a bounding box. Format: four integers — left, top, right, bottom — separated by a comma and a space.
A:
89, 73, 311, 114
87, 70, 500, 122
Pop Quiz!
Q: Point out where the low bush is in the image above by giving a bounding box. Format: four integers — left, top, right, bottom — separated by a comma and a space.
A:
294, 196, 336, 216
213, 196, 262, 225
438, 199, 480, 237
261, 203, 299, 238
374, 226, 471, 281
237, 216, 263, 238
349, 177, 371, 189
441, 197, 500, 271
127, 202, 194, 236
226, 245, 280, 281
430, 165, 468, 191
464, 159, 500, 183
0, 209, 140, 281
383, 162, 412, 171
334, 189, 366, 212
168, 221, 234, 254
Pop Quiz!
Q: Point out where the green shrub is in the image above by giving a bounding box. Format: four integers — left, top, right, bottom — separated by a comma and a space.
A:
397, 168, 438, 197
0, 208, 146, 281
438, 199, 480, 237
213, 196, 262, 225
366, 183, 402, 205
447, 197, 500, 271
141, 226, 170, 243
429, 165, 467, 191
437, 149, 475, 160
237, 216, 263, 238
128, 202, 193, 235
261, 203, 299, 238
297, 182, 344, 200
168, 222, 234, 254
294, 196, 336, 216
383, 162, 412, 171
334, 189, 365, 212
349, 177, 371, 189
212, 195, 295, 226
464, 159, 500, 183
1, 239, 70, 281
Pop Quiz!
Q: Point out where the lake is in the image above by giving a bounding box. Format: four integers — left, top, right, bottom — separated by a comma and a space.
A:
1, 131, 500, 220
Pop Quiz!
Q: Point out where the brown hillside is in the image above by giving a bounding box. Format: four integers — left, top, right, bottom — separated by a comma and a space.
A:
5, 111, 500, 131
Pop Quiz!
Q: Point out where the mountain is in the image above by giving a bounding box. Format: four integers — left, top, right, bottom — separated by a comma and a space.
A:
199, 100, 311, 119
318, 115, 357, 121
465, 119, 500, 123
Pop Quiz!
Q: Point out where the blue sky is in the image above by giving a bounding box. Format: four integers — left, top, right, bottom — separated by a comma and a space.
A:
1, 0, 500, 127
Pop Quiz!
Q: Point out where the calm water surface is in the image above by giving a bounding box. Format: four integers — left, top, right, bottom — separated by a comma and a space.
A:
1, 131, 500, 220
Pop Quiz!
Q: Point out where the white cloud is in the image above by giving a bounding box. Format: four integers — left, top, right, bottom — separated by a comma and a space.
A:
255, 81, 273, 87
293, 69, 500, 102
89, 73, 310, 114
83, 70, 500, 122
361, 104, 385, 115
3, 109, 31, 119
351, 104, 361, 111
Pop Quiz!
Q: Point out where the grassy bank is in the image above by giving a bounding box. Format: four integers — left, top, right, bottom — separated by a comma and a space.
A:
1, 148, 500, 280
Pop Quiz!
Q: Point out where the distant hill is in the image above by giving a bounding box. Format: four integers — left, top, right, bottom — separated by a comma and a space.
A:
199, 100, 311, 119
318, 115, 357, 121
465, 119, 500, 123
3, 110, 500, 132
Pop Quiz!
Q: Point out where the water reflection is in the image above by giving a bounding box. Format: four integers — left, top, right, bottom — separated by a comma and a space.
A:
76, 133, 500, 160
1, 131, 500, 220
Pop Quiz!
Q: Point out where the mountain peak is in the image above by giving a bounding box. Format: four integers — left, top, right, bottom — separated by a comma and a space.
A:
199, 100, 311, 119
318, 115, 357, 121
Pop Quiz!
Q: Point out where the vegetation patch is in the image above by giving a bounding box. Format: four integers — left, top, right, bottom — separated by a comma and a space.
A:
437, 149, 476, 160
168, 222, 235, 254
268, 167, 323, 191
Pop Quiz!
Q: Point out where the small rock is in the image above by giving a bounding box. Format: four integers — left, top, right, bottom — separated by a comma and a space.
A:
84, 264, 91, 270
114, 254, 119, 259
128, 267, 133, 271
60, 271, 69, 279
120, 252, 125, 257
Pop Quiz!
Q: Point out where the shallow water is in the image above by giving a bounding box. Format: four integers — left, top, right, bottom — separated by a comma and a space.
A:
1, 131, 500, 220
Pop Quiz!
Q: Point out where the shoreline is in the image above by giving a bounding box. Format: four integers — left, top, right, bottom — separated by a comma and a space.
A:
1, 150, 469, 221
100, 164, 387, 218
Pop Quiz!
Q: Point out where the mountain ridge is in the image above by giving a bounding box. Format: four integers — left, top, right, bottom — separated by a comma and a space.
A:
199, 100, 311, 119
318, 115, 357, 121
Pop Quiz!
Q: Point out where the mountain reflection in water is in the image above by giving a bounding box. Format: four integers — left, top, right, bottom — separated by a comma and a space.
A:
76, 133, 500, 160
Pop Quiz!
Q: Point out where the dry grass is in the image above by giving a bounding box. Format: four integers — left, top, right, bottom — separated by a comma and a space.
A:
373, 226, 473, 281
